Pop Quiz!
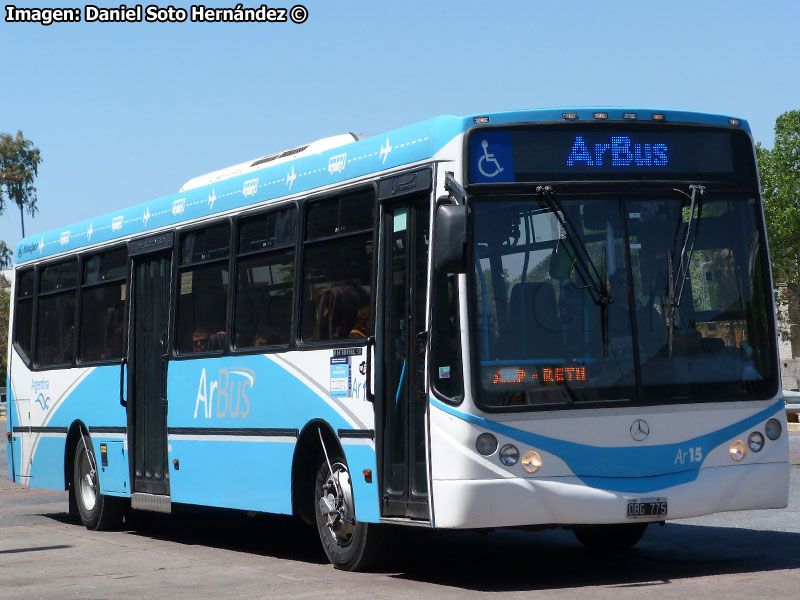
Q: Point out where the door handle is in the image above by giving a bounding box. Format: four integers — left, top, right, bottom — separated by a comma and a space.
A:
160, 354, 169, 405
365, 336, 375, 402
119, 357, 128, 407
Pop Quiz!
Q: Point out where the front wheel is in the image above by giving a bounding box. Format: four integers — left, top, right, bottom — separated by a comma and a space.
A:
73, 434, 123, 530
572, 522, 649, 552
314, 456, 382, 571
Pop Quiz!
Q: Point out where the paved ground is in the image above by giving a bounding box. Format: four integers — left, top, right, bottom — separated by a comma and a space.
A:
1, 424, 799, 600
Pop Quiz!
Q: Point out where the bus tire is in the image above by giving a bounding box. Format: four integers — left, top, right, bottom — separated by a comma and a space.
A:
314, 456, 382, 571
67, 483, 80, 522
572, 522, 648, 552
73, 435, 123, 531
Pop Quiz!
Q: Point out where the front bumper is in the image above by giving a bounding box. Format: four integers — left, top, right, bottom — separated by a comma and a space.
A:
431, 461, 789, 529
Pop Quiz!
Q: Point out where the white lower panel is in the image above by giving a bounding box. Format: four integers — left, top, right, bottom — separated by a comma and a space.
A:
432, 461, 790, 529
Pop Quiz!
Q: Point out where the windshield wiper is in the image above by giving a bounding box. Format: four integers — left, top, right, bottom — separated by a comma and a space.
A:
666, 184, 705, 357
536, 185, 614, 356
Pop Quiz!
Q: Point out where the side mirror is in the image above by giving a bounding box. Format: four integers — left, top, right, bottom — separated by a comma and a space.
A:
434, 203, 468, 273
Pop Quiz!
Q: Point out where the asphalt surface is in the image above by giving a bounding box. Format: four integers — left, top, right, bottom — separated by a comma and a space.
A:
1, 424, 799, 600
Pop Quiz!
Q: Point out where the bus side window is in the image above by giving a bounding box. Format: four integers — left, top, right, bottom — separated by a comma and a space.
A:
431, 271, 463, 403
176, 222, 230, 354
234, 206, 296, 348
36, 259, 78, 367
300, 190, 374, 343
12, 268, 35, 364
79, 247, 128, 363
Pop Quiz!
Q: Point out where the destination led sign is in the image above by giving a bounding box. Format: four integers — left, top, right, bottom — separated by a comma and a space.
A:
469, 125, 753, 183
565, 135, 669, 168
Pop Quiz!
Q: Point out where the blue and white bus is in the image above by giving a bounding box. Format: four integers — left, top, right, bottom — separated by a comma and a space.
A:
6, 108, 790, 570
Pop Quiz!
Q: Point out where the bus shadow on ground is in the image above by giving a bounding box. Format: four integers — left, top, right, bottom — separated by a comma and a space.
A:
132, 507, 329, 565
389, 523, 800, 592
47, 507, 328, 564
45, 508, 800, 591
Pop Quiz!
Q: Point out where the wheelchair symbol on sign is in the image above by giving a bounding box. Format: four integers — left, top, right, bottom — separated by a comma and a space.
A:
478, 140, 504, 178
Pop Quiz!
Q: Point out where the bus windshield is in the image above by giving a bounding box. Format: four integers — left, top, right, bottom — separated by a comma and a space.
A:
471, 191, 777, 409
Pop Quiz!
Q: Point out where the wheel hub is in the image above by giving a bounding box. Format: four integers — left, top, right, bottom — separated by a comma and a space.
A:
319, 463, 355, 545
78, 450, 98, 511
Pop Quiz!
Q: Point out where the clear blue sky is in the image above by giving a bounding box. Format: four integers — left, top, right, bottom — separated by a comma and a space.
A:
1, 0, 798, 257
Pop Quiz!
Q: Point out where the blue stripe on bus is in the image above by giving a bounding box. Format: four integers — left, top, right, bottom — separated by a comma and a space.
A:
15, 115, 465, 263
15, 109, 749, 265
430, 396, 783, 493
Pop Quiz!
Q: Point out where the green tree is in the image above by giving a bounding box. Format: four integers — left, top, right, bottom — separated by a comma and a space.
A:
0, 130, 42, 267
756, 110, 800, 354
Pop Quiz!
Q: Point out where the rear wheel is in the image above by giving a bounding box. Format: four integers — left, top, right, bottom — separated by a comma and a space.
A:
572, 522, 649, 551
67, 480, 80, 522
73, 434, 123, 530
314, 456, 382, 571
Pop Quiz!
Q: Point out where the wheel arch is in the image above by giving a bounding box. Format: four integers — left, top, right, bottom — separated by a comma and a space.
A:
64, 420, 90, 492
292, 419, 344, 525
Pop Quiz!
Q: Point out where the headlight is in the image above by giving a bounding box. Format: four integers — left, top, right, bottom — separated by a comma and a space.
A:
521, 450, 542, 473
747, 431, 765, 452
499, 444, 519, 466
765, 418, 782, 441
476, 433, 498, 456
729, 440, 747, 462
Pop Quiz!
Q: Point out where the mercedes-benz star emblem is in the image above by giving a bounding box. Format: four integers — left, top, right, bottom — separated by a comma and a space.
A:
630, 419, 650, 441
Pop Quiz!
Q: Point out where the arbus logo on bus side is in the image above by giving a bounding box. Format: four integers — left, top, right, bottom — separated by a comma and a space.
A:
193, 367, 255, 419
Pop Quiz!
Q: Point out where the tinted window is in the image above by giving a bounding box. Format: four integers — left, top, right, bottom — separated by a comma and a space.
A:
306, 189, 373, 240
181, 223, 230, 265
40, 260, 77, 293
234, 206, 296, 349
37, 294, 76, 366
235, 251, 294, 347
79, 248, 127, 363
83, 247, 127, 284
13, 269, 34, 361
17, 269, 34, 298
239, 207, 296, 254
37, 260, 77, 367
301, 235, 373, 342
301, 190, 374, 343
176, 223, 231, 354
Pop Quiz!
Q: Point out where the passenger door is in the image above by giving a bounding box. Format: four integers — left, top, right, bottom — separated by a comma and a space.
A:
127, 234, 173, 504
378, 171, 432, 519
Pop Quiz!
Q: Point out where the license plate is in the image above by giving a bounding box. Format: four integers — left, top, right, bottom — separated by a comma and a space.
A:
626, 497, 668, 519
